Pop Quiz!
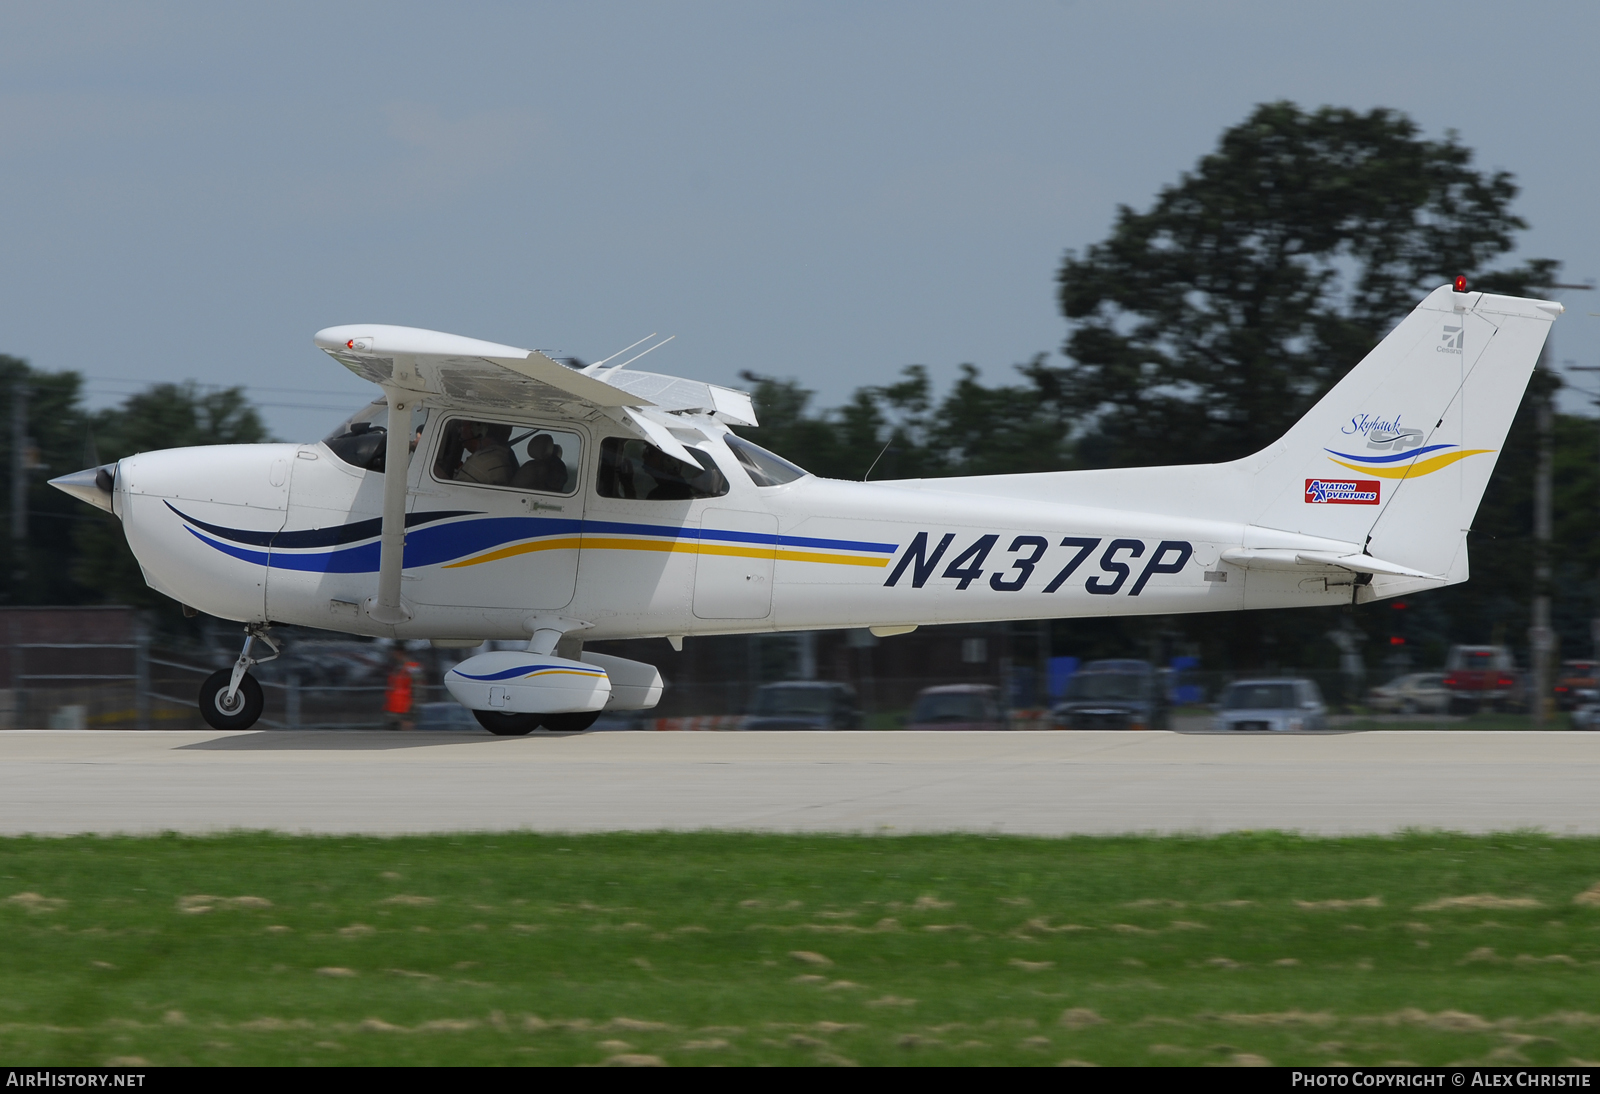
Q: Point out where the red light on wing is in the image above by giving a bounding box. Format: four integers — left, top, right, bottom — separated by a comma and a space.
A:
1454, 275, 1468, 293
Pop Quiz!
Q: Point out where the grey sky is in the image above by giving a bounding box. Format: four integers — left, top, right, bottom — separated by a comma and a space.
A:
3, 1, 1597, 442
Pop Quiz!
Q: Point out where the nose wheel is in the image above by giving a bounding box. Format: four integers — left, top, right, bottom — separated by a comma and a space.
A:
198, 624, 279, 731
199, 670, 265, 730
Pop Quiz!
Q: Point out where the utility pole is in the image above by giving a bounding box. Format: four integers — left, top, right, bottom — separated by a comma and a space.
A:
10, 376, 27, 598
1569, 356, 1600, 663
1546, 282, 1598, 717
1531, 355, 1553, 727
1531, 281, 1595, 724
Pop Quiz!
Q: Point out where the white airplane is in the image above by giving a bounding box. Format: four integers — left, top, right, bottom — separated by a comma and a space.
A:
50, 283, 1561, 734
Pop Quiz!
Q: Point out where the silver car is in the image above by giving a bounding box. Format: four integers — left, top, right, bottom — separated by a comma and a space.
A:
1367, 672, 1449, 715
1211, 678, 1328, 732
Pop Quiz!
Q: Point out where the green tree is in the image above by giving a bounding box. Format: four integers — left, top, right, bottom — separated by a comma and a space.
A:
737, 360, 1074, 481
0, 357, 94, 605
1056, 101, 1557, 470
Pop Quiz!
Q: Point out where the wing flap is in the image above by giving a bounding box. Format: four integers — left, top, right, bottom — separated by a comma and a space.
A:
481, 353, 646, 407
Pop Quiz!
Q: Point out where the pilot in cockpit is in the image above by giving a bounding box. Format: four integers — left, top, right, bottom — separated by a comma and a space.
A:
452, 422, 517, 486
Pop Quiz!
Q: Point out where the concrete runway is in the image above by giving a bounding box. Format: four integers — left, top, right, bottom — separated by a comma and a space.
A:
1, 729, 1596, 836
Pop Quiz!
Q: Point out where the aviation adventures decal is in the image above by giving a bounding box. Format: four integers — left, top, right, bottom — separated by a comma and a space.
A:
1305, 479, 1379, 505
1325, 412, 1493, 480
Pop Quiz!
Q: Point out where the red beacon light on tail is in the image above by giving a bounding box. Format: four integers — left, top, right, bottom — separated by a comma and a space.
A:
1454, 275, 1468, 293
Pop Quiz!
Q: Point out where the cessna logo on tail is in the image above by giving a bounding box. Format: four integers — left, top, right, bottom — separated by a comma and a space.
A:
1438, 324, 1464, 354
1367, 426, 1423, 452
1305, 479, 1379, 505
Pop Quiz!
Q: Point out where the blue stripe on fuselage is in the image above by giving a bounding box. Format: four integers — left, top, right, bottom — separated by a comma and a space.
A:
175, 507, 897, 573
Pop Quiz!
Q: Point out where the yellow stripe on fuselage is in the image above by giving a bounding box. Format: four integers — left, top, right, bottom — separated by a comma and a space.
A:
1326, 448, 1494, 480
443, 535, 889, 570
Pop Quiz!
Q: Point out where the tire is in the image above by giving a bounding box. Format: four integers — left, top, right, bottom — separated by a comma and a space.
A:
540, 710, 601, 733
1400, 700, 1417, 715
198, 669, 265, 731
473, 710, 541, 736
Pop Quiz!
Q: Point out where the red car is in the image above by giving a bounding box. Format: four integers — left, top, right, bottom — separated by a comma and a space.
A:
1442, 645, 1522, 714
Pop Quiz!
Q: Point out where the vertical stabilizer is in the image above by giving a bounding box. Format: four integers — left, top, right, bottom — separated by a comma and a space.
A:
1247, 285, 1559, 577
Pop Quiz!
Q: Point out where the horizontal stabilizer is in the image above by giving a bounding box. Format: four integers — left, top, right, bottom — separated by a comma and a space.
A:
1220, 547, 1439, 580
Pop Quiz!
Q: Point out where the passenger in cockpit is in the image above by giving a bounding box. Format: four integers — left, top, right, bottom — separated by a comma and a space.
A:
510, 433, 567, 492
453, 422, 517, 486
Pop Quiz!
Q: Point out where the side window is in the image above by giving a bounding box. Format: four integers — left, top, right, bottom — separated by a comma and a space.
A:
597, 438, 730, 501
432, 417, 582, 495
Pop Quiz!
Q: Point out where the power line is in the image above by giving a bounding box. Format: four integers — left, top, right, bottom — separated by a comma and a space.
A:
80, 376, 371, 399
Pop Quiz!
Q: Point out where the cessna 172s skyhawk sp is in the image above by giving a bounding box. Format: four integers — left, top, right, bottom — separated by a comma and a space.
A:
49, 284, 1562, 734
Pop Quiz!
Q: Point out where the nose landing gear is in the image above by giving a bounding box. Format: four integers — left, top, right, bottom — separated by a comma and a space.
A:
198, 624, 279, 731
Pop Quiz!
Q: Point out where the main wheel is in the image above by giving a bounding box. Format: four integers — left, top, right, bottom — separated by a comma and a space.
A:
198, 669, 265, 731
540, 710, 602, 733
473, 710, 541, 736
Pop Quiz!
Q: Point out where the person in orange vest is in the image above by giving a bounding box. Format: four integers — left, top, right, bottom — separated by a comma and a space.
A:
384, 651, 422, 731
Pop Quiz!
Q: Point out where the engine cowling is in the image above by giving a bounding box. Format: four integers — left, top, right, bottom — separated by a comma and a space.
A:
445, 651, 610, 714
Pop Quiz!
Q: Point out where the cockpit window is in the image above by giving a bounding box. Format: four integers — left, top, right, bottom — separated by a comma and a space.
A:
597, 438, 730, 500
323, 401, 428, 473
724, 434, 807, 487
432, 417, 582, 495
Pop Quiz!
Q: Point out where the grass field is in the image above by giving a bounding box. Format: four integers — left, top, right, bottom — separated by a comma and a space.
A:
4, 832, 1600, 1066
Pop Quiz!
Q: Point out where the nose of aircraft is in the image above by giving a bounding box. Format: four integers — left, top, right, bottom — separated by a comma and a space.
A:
48, 464, 117, 514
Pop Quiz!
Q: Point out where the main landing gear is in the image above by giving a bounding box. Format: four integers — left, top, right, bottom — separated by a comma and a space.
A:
198, 624, 278, 731
472, 710, 602, 736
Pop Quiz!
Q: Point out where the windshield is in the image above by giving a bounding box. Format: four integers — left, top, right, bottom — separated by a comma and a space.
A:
725, 435, 808, 487
1063, 672, 1148, 701
1223, 683, 1298, 710
323, 401, 428, 472
754, 687, 837, 716
912, 692, 991, 723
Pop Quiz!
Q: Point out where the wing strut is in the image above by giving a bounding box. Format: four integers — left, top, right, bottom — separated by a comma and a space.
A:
367, 391, 415, 625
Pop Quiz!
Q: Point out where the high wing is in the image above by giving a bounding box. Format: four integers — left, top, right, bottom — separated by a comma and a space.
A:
312, 323, 758, 466
311, 323, 758, 625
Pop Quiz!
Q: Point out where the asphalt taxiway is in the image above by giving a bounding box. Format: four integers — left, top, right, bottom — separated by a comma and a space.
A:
0, 729, 1594, 836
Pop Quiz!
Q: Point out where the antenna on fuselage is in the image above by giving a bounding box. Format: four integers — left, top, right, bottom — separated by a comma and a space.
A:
582, 333, 657, 374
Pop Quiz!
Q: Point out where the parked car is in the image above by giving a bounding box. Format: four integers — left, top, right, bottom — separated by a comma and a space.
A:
1367, 672, 1449, 715
1571, 703, 1600, 731
1051, 659, 1167, 730
905, 684, 1007, 730
741, 681, 862, 731
1211, 678, 1328, 732
1442, 645, 1522, 714
1554, 660, 1599, 712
